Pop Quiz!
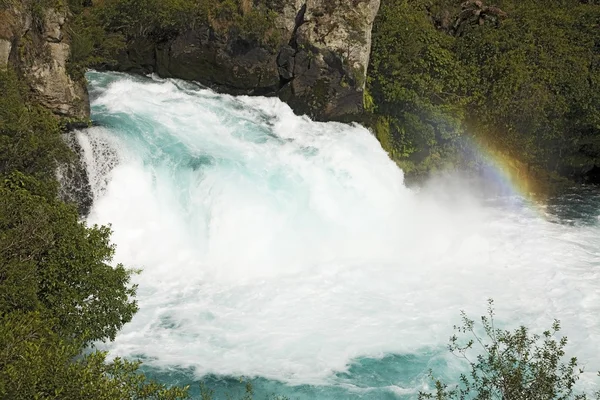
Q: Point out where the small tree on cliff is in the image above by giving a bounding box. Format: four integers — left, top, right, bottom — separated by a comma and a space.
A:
419, 300, 599, 400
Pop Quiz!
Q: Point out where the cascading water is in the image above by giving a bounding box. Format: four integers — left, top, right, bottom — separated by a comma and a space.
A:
80, 71, 600, 399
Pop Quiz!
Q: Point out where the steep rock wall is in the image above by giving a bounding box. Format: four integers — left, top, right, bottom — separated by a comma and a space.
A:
114, 0, 380, 121
0, 5, 89, 119
0, 3, 92, 215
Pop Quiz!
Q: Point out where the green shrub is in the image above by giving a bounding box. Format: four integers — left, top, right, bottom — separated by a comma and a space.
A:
0, 66, 184, 398
0, 69, 70, 193
368, 0, 469, 173
419, 300, 599, 400
92, 0, 280, 47
67, 7, 126, 82
367, 0, 600, 182
0, 311, 189, 400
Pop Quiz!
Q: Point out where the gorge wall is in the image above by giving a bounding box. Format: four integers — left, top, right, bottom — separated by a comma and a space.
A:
0, 4, 89, 119
0, 3, 92, 215
114, 0, 380, 121
1, 0, 381, 215
1, 0, 381, 122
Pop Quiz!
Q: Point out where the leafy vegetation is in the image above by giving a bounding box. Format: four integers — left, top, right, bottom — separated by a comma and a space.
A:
66, 2, 126, 82
2, 0, 600, 397
368, 0, 600, 184
0, 67, 188, 399
64, 0, 282, 81
419, 300, 600, 400
0, 70, 70, 193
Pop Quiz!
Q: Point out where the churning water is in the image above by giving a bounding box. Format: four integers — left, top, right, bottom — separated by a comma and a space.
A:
80, 71, 600, 399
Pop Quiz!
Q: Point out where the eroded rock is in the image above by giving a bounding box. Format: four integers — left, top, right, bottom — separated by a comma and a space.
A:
431, 0, 507, 36
115, 0, 380, 121
1, 5, 89, 119
28, 40, 90, 118
44, 8, 65, 43
0, 39, 11, 69
1, 3, 91, 215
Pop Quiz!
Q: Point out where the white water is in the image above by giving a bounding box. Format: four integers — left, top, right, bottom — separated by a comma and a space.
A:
81, 72, 600, 396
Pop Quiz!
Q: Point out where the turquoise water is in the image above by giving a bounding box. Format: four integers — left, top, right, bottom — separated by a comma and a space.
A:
80, 71, 600, 399
140, 353, 445, 399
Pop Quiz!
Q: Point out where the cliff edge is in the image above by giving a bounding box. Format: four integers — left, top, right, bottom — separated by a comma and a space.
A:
0, 3, 89, 120
114, 0, 380, 121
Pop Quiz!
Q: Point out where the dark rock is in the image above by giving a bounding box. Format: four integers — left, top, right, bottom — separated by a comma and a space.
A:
58, 132, 94, 217
152, 28, 280, 95
112, 0, 380, 121
277, 44, 296, 81
115, 37, 157, 74
432, 0, 507, 36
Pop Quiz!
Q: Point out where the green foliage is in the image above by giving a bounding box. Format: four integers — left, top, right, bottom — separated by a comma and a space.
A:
93, 0, 280, 45
234, 4, 281, 46
0, 177, 138, 343
0, 152, 137, 345
0, 311, 189, 399
457, 1, 600, 172
368, 0, 600, 183
67, 7, 126, 82
95, 0, 200, 40
0, 66, 187, 398
0, 69, 70, 192
63, 0, 282, 79
419, 300, 598, 400
368, 0, 470, 176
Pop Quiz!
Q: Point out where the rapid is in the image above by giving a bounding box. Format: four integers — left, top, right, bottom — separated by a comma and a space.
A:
79, 71, 600, 399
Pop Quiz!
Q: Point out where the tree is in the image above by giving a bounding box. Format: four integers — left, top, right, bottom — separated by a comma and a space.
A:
0, 66, 184, 398
419, 300, 599, 400
0, 172, 138, 344
0, 311, 189, 400
367, 0, 600, 183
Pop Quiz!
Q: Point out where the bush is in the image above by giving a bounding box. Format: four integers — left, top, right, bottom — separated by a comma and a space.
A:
0, 66, 186, 398
91, 0, 280, 47
368, 0, 470, 177
0, 311, 189, 400
0, 69, 70, 192
419, 300, 599, 400
367, 0, 600, 183
67, 7, 126, 82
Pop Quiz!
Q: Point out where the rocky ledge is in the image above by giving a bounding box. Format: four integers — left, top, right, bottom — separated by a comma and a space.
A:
115, 0, 380, 121
0, 5, 89, 119
0, 0, 380, 216
1, 4, 92, 215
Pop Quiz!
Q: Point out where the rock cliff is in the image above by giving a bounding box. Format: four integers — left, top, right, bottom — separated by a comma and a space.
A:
0, 4, 89, 119
115, 0, 380, 121
0, 3, 92, 215
0, 0, 380, 215
1, 1, 380, 121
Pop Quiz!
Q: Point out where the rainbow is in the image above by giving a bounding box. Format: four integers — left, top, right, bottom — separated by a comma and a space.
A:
462, 136, 553, 218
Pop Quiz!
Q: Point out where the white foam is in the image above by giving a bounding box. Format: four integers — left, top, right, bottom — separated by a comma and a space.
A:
83, 73, 600, 390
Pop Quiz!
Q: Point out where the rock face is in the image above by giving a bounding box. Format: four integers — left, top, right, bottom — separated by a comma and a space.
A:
115, 0, 380, 121
58, 132, 94, 217
0, 4, 92, 215
0, 5, 89, 119
0, 39, 10, 67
